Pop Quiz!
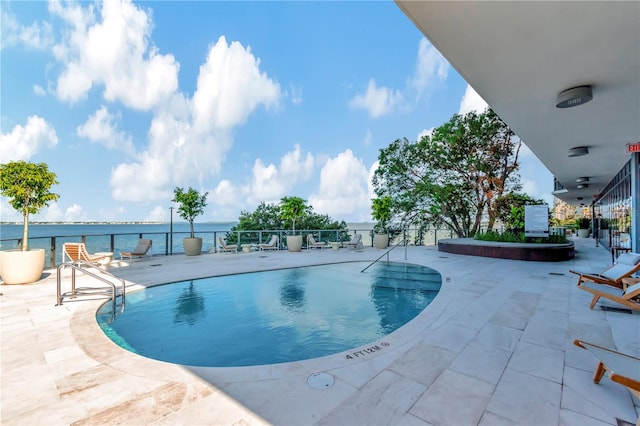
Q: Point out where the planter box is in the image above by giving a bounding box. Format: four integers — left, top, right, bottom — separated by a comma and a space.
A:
287, 235, 303, 252
183, 237, 203, 256
374, 234, 389, 249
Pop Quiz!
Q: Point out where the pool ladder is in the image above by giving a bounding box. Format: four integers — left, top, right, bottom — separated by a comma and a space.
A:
361, 239, 407, 273
56, 261, 126, 321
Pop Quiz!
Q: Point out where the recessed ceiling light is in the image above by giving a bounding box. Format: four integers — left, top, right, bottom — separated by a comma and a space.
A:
576, 177, 590, 183
577, 184, 589, 189
568, 147, 589, 157
556, 86, 593, 108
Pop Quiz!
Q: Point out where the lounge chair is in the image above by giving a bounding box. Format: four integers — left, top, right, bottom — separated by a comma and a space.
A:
577, 280, 640, 311
569, 252, 640, 289
120, 238, 153, 260
344, 233, 363, 249
307, 234, 327, 249
217, 236, 238, 253
573, 339, 640, 405
259, 235, 279, 251
63, 242, 111, 266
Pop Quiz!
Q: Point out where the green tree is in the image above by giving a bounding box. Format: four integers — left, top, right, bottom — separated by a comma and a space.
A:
280, 196, 311, 233
371, 196, 392, 233
493, 192, 545, 232
172, 187, 208, 238
0, 161, 59, 251
372, 108, 522, 237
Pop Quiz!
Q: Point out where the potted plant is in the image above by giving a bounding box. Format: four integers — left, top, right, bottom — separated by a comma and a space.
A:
280, 196, 309, 252
576, 217, 591, 238
372, 196, 392, 249
0, 161, 59, 284
172, 186, 208, 256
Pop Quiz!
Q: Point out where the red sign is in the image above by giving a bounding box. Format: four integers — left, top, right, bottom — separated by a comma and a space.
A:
627, 142, 640, 153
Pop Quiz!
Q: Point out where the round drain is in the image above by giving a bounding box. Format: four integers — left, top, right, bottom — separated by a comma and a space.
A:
307, 372, 334, 389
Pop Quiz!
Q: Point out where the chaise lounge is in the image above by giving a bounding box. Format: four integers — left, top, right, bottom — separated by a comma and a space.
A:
569, 252, 640, 289
259, 235, 279, 251
217, 236, 238, 254
120, 238, 153, 261
63, 242, 111, 267
307, 234, 327, 249
577, 279, 640, 311
343, 233, 363, 249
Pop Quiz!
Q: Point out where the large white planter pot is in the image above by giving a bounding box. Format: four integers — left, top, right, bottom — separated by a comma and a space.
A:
577, 229, 590, 238
287, 235, 303, 252
374, 234, 389, 249
0, 249, 45, 285
183, 237, 203, 256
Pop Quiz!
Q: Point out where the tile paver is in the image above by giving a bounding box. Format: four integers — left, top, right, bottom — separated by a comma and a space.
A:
1, 237, 639, 425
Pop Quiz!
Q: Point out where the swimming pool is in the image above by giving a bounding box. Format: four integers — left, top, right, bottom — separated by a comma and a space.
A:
97, 261, 441, 367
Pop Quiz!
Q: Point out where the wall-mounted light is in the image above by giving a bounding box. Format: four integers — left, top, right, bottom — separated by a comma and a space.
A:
556, 86, 593, 108
576, 197, 584, 201
577, 183, 589, 189
568, 146, 589, 157
575, 177, 590, 183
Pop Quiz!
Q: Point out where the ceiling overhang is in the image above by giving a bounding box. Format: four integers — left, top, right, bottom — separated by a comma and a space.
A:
395, 1, 640, 206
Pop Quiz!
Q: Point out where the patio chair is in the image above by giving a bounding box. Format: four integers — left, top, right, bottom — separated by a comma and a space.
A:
573, 339, 640, 404
307, 234, 327, 249
63, 242, 111, 266
259, 235, 279, 251
577, 280, 640, 311
344, 233, 363, 249
217, 236, 238, 254
569, 252, 640, 289
120, 238, 153, 260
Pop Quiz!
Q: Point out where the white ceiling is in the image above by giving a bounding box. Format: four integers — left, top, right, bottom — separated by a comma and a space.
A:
395, 1, 640, 206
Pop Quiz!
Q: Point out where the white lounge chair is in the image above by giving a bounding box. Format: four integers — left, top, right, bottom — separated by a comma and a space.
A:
217, 236, 238, 254
344, 233, 363, 249
307, 234, 327, 249
259, 235, 279, 251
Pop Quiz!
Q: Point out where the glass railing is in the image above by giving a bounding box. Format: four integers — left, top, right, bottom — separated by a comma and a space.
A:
1, 227, 459, 269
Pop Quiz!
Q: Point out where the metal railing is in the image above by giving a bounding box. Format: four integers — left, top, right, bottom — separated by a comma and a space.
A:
1, 227, 461, 269
56, 261, 126, 322
361, 239, 407, 273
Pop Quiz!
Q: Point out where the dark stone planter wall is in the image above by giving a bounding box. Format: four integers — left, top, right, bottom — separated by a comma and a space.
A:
438, 238, 575, 262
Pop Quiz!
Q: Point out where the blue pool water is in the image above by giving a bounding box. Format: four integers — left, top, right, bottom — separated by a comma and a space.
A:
97, 261, 441, 367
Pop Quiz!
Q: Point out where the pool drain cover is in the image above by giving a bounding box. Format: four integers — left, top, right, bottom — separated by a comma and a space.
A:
307, 372, 334, 389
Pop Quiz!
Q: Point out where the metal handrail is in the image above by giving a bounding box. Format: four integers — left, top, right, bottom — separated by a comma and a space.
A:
56, 262, 126, 320
361, 239, 406, 273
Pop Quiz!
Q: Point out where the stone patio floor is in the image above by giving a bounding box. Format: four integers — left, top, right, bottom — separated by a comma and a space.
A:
1, 236, 639, 425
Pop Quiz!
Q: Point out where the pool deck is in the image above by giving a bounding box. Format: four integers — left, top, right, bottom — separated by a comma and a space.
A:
2, 237, 639, 425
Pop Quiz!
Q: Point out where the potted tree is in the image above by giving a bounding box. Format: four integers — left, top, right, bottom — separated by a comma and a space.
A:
372, 196, 392, 249
576, 217, 591, 238
0, 161, 59, 284
172, 187, 208, 256
280, 196, 309, 252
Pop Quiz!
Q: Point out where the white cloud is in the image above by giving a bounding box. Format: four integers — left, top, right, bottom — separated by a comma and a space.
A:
77, 106, 135, 156
243, 144, 315, 205
33, 85, 47, 96
110, 34, 281, 202
51, 0, 179, 109
144, 205, 166, 222
65, 203, 87, 222
308, 149, 371, 221
458, 84, 488, 115
0, 115, 58, 161
350, 38, 449, 118
363, 129, 372, 147
288, 83, 303, 105
43, 203, 64, 222
349, 79, 403, 118
417, 127, 434, 141
409, 38, 449, 97
0, 10, 54, 50
192, 36, 281, 131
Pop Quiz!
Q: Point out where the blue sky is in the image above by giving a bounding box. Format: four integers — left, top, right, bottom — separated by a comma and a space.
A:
1, 0, 552, 223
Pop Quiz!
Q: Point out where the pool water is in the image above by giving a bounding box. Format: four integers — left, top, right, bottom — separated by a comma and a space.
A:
97, 261, 441, 367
